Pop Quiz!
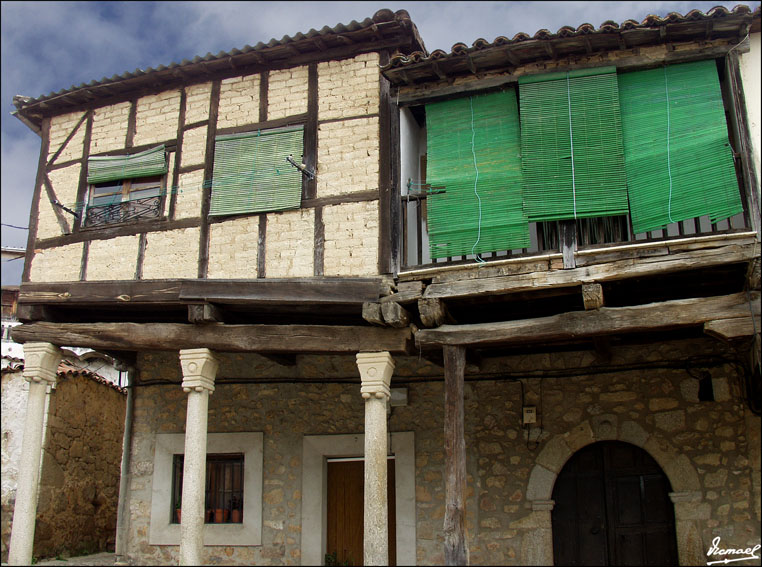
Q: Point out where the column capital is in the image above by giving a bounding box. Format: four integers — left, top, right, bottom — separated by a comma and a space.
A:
179, 348, 218, 393
356, 352, 394, 400
22, 343, 61, 386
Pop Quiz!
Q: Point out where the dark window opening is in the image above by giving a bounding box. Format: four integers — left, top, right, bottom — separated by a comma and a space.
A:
171, 453, 244, 524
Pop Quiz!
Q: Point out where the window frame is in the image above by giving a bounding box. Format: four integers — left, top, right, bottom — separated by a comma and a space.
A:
149, 432, 263, 546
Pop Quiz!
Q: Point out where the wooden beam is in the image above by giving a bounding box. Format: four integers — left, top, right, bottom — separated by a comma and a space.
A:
19, 281, 184, 305
188, 303, 223, 324
418, 298, 451, 328
11, 322, 414, 354
380, 281, 425, 304
362, 302, 385, 326
582, 283, 604, 310
443, 344, 468, 566
416, 291, 760, 348
381, 302, 411, 328
423, 242, 759, 301
704, 316, 761, 341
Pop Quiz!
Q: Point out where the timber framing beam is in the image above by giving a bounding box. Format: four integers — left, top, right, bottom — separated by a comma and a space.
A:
416, 291, 760, 348
422, 239, 759, 301
11, 322, 414, 355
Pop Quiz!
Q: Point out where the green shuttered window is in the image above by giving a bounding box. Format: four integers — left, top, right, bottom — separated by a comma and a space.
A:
519, 67, 629, 222
425, 90, 529, 259
210, 126, 304, 216
87, 145, 167, 184
619, 60, 743, 234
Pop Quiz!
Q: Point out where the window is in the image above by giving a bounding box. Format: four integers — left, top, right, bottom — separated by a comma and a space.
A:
84, 145, 168, 227
209, 125, 305, 216
171, 453, 244, 524
413, 58, 746, 263
150, 432, 263, 546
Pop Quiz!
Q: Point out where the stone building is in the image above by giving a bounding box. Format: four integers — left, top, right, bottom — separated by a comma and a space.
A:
2, 358, 126, 562
6, 5, 761, 566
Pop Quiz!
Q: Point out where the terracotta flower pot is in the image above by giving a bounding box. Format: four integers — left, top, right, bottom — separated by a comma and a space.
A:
215, 508, 227, 523
176, 509, 181, 524
231, 509, 241, 523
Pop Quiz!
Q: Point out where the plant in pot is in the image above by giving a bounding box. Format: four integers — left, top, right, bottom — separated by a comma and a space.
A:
231, 495, 242, 523
175, 496, 181, 524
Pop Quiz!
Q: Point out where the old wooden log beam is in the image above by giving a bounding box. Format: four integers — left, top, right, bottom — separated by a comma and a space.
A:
418, 298, 452, 328
381, 302, 412, 328
11, 322, 414, 355
582, 283, 604, 310
423, 242, 759, 301
417, 291, 760, 348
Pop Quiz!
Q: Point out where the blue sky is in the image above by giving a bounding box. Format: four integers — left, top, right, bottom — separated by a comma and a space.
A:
1, 0, 757, 284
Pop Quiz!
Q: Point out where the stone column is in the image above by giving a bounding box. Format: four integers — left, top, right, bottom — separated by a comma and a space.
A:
178, 348, 218, 566
8, 342, 61, 566
356, 352, 395, 566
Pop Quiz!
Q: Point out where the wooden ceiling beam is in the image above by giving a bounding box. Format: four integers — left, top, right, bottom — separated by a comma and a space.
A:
11, 321, 414, 355
416, 291, 759, 348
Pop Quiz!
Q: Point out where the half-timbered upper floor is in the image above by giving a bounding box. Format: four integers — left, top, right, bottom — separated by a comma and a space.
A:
9, 6, 761, 360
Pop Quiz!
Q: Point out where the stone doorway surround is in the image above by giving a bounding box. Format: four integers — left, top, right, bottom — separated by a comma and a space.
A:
521, 418, 705, 565
301, 432, 416, 566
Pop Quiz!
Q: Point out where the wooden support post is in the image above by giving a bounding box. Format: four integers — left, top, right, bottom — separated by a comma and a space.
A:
560, 220, 576, 269
443, 344, 468, 566
419, 298, 451, 328
188, 303, 223, 324
582, 283, 604, 310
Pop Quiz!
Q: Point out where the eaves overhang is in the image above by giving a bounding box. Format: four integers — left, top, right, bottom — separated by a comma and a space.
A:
12, 8, 426, 132
381, 4, 761, 87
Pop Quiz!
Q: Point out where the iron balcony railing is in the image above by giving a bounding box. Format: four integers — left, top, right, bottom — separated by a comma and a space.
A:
84, 195, 162, 228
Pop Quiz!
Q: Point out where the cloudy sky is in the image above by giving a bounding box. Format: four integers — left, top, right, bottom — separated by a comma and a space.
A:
1, 0, 757, 284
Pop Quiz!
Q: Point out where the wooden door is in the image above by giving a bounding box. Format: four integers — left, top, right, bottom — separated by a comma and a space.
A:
551, 441, 678, 566
326, 459, 396, 566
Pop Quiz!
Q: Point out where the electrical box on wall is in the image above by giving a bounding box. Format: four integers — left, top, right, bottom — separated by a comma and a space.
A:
522, 406, 537, 425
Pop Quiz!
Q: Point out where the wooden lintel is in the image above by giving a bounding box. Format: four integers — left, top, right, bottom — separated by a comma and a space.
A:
416, 291, 760, 348
423, 241, 760, 301
443, 344, 468, 565
381, 302, 412, 329
188, 303, 223, 324
582, 283, 604, 310
418, 298, 451, 328
11, 322, 414, 355
362, 302, 385, 326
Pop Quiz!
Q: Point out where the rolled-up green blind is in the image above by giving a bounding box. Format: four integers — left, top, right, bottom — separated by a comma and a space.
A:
519, 67, 629, 221
87, 145, 167, 184
425, 89, 529, 259
619, 60, 742, 234
209, 126, 303, 216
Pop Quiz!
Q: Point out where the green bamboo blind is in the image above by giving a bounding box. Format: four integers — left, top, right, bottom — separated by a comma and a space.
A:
87, 145, 167, 184
519, 67, 629, 221
425, 90, 529, 259
209, 126, 304, 216
619, 60, 743, 234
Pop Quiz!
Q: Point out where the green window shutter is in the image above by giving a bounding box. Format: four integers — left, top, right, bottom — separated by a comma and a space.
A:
519, 67, 629, 222
425, 89, 529, 259
209, 126, 304, 216
87, 145, 167, 184
619, 60, 742, 234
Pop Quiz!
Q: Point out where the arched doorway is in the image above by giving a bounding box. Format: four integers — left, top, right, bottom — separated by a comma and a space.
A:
551, 441, 678, 566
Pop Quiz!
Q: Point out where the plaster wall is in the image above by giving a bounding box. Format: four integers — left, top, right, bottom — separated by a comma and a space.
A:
29, 52, 383, 283
738, 31, 761, 201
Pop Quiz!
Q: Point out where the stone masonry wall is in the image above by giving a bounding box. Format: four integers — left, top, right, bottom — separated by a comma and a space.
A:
125, 337, 761, 565
86, 235, 140, 281
33, 374, 126, 559
1, 370, 126, 562
29, 50, 382, 283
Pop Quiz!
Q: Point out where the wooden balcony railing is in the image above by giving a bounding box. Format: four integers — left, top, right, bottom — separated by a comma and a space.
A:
400, 193, 750, 270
